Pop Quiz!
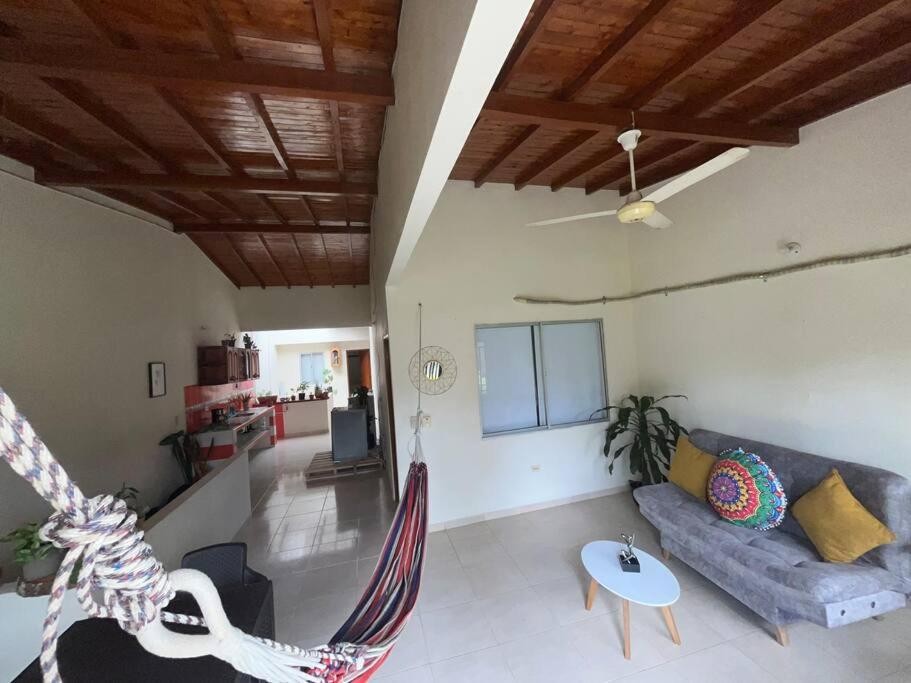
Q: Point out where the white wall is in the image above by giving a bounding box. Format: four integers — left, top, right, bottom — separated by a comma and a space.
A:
387, 182, 640, 525
0, 172, 240, 575
628, 85, 911, 479
274, 340, 369, 408
238, 285, 370, 332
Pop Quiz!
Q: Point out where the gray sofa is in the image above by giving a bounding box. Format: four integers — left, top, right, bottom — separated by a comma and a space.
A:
634, 429, 911, 644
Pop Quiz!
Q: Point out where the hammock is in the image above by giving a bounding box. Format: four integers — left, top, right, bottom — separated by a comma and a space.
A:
0, 385, 428, 683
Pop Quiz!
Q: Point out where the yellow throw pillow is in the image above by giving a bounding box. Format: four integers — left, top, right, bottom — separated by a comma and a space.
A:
792, 469, 896, 563
668, 436, 715, 501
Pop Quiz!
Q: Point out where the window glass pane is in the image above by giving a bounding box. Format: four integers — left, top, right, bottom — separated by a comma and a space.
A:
476, 326, 541, 434
300, 352, 326, 386
540, 321, 606, 425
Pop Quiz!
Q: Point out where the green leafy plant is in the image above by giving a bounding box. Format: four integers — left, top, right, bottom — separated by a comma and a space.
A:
1, 522, 54, 565
592, 394, 688, 486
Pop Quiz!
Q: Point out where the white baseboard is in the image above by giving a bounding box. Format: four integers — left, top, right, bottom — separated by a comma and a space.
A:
428, 484, 629, 533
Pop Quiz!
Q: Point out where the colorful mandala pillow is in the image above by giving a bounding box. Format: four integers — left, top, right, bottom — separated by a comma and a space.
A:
707, 448, 788, 531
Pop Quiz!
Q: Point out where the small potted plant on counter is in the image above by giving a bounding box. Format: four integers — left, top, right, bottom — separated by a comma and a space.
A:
1, 520, 62, 594
257, 390, 278, 407
222, 332, 237, 347
239, 392, 254, 410
297, 382, 310, 401
242, 333, 256, 350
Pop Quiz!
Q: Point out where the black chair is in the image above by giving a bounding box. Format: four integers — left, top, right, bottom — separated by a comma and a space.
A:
181, 542, 268, 589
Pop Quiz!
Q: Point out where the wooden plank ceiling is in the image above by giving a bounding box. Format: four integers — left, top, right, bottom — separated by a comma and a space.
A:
453, 0, 911, 195
0, 0, 401, 287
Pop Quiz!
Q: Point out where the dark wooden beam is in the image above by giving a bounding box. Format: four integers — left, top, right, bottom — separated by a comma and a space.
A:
67, 0, 138, 49
482, 93, 799, 146
224, 234, 265, 288
188, 234, 241, 288
320, 233, 335, 287
0, 38, 395, 105
621, 0, 787, 109
550, 147, 625, 191
513, 130, 598, 190
559, 0, 674, 100
676, 0, 898, 117
42, 77, 174, 171
258, 233, 290, 287
617, 144, 730, 196
784, 60, 911, 129
585, 139, 694, 194
37, 171, 378, 196
175, 223, 369, 234
312, 0, 336, 71
742, 26, 911, 122
290, 234, 314, 287
473, 125, 539, 186
492, 0, 557, 91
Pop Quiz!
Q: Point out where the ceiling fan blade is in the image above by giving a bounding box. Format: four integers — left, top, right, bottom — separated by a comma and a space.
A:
644, 147, 750, 205
526, 209, 617, 227
643, 210, 672, 229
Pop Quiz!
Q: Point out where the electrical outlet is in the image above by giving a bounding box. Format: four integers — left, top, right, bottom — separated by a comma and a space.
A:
531, 464, 541, 471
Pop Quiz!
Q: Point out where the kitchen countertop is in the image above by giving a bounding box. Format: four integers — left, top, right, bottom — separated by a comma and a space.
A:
196, 404, 274, 433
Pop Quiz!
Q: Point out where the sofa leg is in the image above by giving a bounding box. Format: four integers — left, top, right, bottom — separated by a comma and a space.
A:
774, 626, 790, 647
661, 548, 670, 561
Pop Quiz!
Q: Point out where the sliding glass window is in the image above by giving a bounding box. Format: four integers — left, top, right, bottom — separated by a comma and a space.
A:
475, 320, 607, 437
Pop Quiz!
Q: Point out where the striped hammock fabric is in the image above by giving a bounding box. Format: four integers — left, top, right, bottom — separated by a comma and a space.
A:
327, 457, 428, 681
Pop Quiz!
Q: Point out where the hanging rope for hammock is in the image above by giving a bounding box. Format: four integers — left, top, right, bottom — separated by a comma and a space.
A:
0, 375, 428, 682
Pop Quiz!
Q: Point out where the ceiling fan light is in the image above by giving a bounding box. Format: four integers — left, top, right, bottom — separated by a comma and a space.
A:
617, 200, 656, 224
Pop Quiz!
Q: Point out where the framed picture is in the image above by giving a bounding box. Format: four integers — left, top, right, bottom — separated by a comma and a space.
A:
330, 345, 342, 369
148, 362, 166, 398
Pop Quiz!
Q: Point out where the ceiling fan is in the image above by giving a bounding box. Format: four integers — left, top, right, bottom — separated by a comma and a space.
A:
527, 125, 750, 230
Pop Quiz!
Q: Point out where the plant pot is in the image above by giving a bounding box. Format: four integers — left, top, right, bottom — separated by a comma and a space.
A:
242, 400, 252, 411
21, 550, 63, 582
258, 395, 277, 407
298, 393, 305, 400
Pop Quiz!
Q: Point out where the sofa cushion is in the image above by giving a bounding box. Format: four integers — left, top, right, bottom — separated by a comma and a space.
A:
668, 436, 716, 501
707, 449, 787, 531
749, 533, 819, 565
765, 561, 905, 602
792, 469, 896, 563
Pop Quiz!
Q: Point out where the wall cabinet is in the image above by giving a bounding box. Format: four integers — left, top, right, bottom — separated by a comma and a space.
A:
198, 346, 261, 385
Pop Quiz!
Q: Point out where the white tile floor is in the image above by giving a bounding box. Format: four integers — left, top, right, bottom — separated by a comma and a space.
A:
236, 436, 911, 682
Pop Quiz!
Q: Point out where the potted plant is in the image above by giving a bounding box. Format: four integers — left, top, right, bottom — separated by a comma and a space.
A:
257, 390, 278, 407
239, 392, 254, 410
297, 382, 310, 401
242, 333, 256, 350
222, 332, 237, 347
592, 394, 688, 491
1, 521, 61, 582
322, 368, 334, 391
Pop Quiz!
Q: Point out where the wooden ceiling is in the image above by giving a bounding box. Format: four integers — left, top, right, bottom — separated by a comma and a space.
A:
453, 0, 911, 195
0, 0, 401, 287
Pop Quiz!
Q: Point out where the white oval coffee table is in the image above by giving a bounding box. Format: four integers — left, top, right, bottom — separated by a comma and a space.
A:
581, 540, 681, 659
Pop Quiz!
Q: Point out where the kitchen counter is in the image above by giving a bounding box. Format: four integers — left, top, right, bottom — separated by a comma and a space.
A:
276, 398, 330, 437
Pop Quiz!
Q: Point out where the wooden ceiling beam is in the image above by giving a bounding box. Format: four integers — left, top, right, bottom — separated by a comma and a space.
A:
312, 0, 336, 71
492, 0, 557, 91
482, 93, 799, 146
742, 25, 911, 122
37, 171, 377, 196
586, 140, 693, 194
223, 234, 265, 288
188, 235, 241, 288
41, 77, 175, 171
258, 234, 290, 287
472, 124, 539, 186
320, 233, 336, 287
175, 223, 369, 234
204, 192, 247, 218
559, 0, 675, 100
476, 0, 667, 187
0, 38, 395, 105
784, 59, 911, 129
676, 0, 899, 117
514, 130, 598, 190
621, 0, 787, 109
617, 144, 731, 196
290, 234, 314, 287
550, 147, 625, 191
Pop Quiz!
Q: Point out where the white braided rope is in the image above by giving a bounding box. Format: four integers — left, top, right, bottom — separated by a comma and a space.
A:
0, 387, 370, 682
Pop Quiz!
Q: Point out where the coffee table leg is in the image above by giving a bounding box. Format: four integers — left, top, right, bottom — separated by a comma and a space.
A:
585, 578, 598, 610
622, 599, 631, 659
660, 606, 681, 645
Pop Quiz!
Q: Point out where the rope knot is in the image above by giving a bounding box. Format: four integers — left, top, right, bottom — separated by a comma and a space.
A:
41, 494, 174, 634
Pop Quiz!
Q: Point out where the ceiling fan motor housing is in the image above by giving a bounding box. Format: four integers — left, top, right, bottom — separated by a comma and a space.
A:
617, 200, 656, 224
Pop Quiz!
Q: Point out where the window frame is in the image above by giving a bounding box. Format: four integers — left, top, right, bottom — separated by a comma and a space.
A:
475, 318, 610, 439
